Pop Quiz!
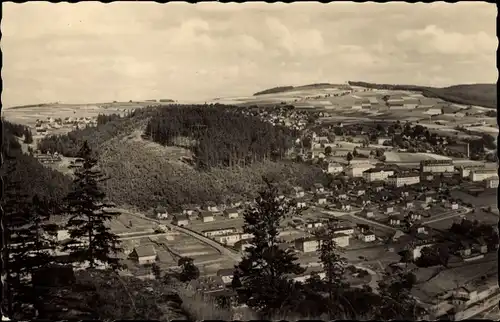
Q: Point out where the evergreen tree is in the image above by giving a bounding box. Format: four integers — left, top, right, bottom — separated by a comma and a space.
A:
234, 178, 304, 318
62, 141, 122, 270
23, 128, 33, 144
312, 219, 351, 319
177, 257, 199, 282
376, 265, 425, 320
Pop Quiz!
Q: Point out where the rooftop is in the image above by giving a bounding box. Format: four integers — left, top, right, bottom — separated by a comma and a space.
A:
133, 244, 157, 258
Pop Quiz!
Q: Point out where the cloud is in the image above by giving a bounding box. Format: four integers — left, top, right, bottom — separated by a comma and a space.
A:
396, 25, 497, 56
1, 2, 496, 107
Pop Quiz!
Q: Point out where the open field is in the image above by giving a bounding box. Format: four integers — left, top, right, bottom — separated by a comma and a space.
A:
2, 101, 156, 127
188, 217, 245, 233
384, 151, 452, 162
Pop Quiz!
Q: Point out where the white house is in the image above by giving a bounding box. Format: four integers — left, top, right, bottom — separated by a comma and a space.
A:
387, 173, 420, 187
199, 211, 215, 223
217, 268, 234, 284
362, 168, 395, 182
314, 195, 328, 205
172, 214, 190, 227
202, 227, 238, 237
346, 164, 375, 178
293, 186, 305, 198
359, 231, 376, 243
130, 245, 157, 265
469, 169, 497, 182
224, 208, 239, 219
323, 162, 344, 174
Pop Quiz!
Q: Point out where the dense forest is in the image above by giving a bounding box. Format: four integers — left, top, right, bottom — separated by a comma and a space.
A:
33, 105, 327, 211
144, 105, 297, 169
37, 112, 144, 157
2, 120, 71, 203
348, 81, 497, 109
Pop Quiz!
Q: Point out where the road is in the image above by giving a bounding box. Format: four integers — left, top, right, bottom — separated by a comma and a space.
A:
422, 207, 471, 225
346, 213, 397, 233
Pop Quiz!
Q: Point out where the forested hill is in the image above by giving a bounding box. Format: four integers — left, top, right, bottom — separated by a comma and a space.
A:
145, 105, 297, 169
35, 105, 327, 212
2, 120, 71, 203
348, 81, 497, 109
253, 83, 351, 96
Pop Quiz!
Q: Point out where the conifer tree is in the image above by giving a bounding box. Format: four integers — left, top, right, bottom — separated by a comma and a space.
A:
178, 257, 200, 282
234, 178, 304, 318
62, 141, 122, 270
23, 128, 33, 144
312, 219, 351, 319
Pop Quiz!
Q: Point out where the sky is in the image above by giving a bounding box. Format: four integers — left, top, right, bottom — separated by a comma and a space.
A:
2, 2, 497, 107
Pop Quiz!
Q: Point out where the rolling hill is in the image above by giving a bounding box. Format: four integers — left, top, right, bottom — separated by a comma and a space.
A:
348, 81, 497, 109
253, 83, 351, 96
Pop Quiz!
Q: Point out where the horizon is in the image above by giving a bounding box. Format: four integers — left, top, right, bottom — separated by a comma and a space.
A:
2, 2, 497, 108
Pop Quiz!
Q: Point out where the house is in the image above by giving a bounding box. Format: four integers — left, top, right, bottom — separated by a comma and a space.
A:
313, 183, 325, 194
474, 239, 488, 254
337, 202, 351, 211
459, 242, 472, 257
362, 168, 395, 182
314, 194, 327, 205
305, 220, 323, 229
469, 169, 497, 182
389, 215, 401, 226
356, 189, 365, 196
387, 173, 420, 187
450, 203, 459, 210
405, 201, 414, 209
295, 234, 350, 253
385, 206, 394, 214
199, 211, 215, 223
129, 245, 157, 265
485, 177, 499, 189
420, 172, 435, 181
224, 208, 239, 219
155, 207, 169, 220
359, 231, 376, 243
295, 198, 307, 209
202, 227, 238, 237
172, 214, 190, 227
214, 233, 241, 246
217, 268, 234, 284
338, 193, 348, 200
346, 163, 375, 178
407, 212, 422, 221
360, 209, 374, 218
205, 203, 219, 212
182, 206, 196, 216
323, 162, 344, 174
420, 160, 454, 173
293, 186, 305, 198
295, 237, 320, 253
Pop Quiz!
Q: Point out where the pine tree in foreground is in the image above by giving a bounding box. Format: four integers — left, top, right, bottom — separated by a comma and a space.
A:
234, 178, 304, 318
62, 141, 122, 270
312, 219, 351, 319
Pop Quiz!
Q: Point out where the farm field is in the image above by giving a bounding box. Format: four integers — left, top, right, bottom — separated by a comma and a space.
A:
188, 217, 245, 233
384, 151, 452, 162
2, 101, 156, 127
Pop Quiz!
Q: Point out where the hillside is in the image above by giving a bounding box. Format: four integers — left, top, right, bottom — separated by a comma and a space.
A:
348, 81, 497, 109
36, 105, 329, 212
2, 120, 71, 203
253, 83, 351, 96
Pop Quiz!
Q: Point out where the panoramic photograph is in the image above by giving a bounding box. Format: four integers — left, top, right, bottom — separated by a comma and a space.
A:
1, 1, 498, 321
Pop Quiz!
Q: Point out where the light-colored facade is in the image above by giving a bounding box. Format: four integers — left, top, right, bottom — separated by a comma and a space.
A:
359, 232, 376, 242
202, 227, 238, 237
346, 164, 375, 177
469, 170, 497, 182
486, 177, 499, 188
323, 162, 344, 174
420, 160, 455, 173
387, 174, 420, 187
362, 169, 394, 182
295, 234, 350, 253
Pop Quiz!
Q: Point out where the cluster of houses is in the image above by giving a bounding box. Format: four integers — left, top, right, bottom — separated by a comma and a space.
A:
34, 116, 98, 136
34, 151, 62, 164
241, 106, 310, 131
